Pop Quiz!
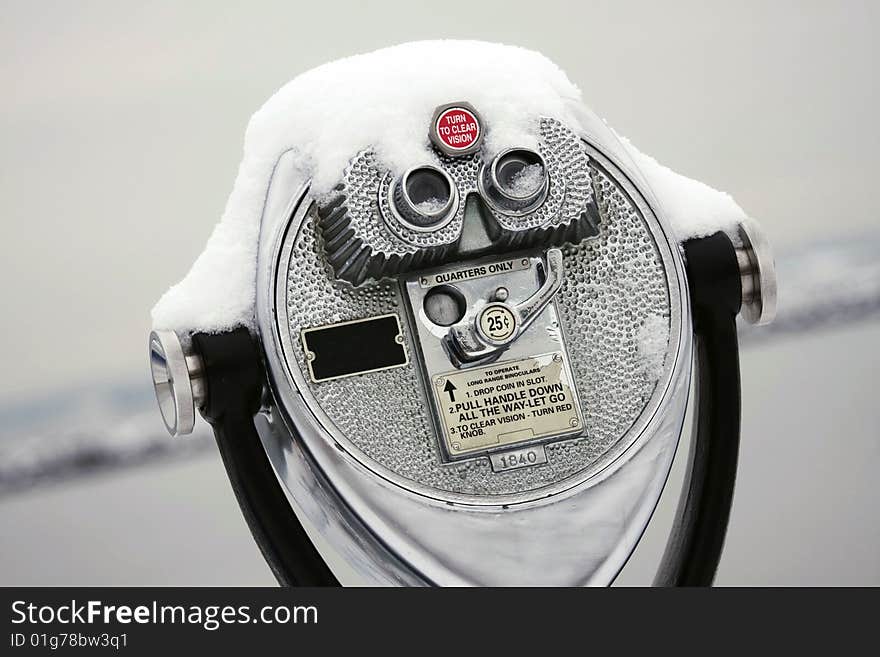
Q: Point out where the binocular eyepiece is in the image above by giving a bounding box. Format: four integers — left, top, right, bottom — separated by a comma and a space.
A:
479, 148, 549, 214
391, 165, 457, 231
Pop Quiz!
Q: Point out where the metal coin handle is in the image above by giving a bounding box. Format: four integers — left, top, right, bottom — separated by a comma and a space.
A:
449, 248, 564, 361
477, 304, 518, 343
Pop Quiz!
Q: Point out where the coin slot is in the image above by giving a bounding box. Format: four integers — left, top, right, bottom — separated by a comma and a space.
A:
423, 284, 466, 327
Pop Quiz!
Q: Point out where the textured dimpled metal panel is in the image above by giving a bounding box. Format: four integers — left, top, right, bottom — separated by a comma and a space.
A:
321, 119, 596, 285
282, 142, 672, 498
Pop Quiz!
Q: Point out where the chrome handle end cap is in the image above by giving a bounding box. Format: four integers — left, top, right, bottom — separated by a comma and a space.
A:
736, 218, 777, 326
149, 330, 205, 437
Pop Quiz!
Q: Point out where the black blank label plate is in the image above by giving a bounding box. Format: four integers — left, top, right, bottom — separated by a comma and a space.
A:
301, 314, 408, 383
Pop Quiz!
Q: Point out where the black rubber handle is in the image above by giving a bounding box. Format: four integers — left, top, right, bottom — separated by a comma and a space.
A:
654, 232, 743, 586
193, 329, 339, 587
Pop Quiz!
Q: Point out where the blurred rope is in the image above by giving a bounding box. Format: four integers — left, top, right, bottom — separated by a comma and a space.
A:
1, 235, 878, 498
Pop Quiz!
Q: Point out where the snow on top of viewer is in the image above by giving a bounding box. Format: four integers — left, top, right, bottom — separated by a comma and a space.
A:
618, 137, 746, 242
248, 40, 584, 196
151, 40, 745, 333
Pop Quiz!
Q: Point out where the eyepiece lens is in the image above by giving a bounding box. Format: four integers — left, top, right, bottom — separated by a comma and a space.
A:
393, 166, 456, 229
480, 148, 548, 214
406, 168, 451, 211
494, 150, 546, 199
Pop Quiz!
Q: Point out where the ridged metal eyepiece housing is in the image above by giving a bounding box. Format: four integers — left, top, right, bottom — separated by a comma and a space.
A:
317, 118, 598, 286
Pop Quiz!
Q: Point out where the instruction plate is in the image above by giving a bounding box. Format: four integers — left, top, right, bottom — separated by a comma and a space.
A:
432, 352, 583, 459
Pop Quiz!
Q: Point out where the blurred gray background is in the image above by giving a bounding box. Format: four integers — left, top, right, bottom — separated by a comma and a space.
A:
1, 0, 877, 585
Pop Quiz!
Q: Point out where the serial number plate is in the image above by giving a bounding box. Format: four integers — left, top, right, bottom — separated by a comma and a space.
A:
489, 445, 548, 473
432, 352, 583, 458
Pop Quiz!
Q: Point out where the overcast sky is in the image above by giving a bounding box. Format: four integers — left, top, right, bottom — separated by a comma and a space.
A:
2, 0, 879, 401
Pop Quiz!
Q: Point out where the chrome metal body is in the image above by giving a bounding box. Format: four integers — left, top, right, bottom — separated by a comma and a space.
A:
250, 105, 695, 584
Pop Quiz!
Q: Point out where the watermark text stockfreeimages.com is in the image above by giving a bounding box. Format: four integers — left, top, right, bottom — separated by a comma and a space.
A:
10, 599, 317, 632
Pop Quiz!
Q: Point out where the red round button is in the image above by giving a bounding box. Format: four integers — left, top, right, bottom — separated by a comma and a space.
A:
434, 107, 481, 152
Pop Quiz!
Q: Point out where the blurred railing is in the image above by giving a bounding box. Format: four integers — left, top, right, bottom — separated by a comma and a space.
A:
1, 235, 878, 497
